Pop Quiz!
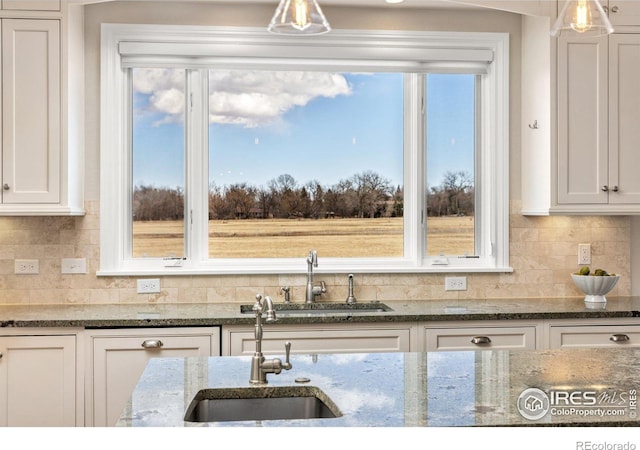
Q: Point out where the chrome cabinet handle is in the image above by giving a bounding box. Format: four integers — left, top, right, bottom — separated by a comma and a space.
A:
0, 351, 3, 359
471, 336, 492, 345
141, 339, 164, 349
2, 184, 9, 191
601, 185, 609, 192
612, 186, 619, 192
609, 334, 630, 343
611, 5, 619, 13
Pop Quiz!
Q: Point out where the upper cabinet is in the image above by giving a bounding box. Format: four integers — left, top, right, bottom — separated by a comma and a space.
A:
2, 19, 61, 205
606, 1, 640, 29
522, 2, 640, 215
557, 33, 640, 209
0, 1, 84, 216
2, 0, 60, 11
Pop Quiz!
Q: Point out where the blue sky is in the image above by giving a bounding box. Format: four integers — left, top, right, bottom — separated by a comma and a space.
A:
132, 70, 475, 191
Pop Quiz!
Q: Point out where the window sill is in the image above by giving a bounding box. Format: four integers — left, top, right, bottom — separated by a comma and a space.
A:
96, 265, 514, 277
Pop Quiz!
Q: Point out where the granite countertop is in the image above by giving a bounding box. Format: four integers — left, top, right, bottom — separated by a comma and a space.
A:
1, 297, 640, 328
116, 348, 640, 427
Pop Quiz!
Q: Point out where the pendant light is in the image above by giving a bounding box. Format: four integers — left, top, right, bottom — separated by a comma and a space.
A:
550, 0, 614, 37
268, 0, 331, 35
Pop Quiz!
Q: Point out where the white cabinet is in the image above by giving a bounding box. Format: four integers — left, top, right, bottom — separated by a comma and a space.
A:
0, 331, 79, 427
223, 323, 413, 356
85, 327, 220, 427
2, 18, 61, 205
606, 1, 640, 29
522, 10, 640, 215
418, 321, 541, 352
556, 33, 640, 211
548, 319, 640, 348
0, 4, 84, 215
2, 0, 60, 11
607, 34, 640, 204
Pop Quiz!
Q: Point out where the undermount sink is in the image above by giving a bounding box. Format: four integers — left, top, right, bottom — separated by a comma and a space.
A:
240, 302, 392, 316
184, 386, 342, 423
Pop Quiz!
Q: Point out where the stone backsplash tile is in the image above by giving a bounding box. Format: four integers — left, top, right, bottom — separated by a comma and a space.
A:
0, 200, 631, 305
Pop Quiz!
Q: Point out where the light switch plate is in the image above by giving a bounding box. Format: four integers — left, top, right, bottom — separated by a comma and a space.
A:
61, 258, 87, 274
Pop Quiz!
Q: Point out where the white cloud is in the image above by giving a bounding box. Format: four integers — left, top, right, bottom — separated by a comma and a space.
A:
133, 68, 352, 128
133, 68, 186, 126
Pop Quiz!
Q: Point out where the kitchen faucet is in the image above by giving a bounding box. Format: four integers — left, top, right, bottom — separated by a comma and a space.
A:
250, 294, 292, 384
305, 250, 326, 303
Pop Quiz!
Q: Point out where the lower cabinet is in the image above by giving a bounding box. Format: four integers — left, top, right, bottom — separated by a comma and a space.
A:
547, 320, 640, 349
85, 327, 220, 427
419, 321, 541, 352
0, 330, 80, 427
222, 323, 413, 356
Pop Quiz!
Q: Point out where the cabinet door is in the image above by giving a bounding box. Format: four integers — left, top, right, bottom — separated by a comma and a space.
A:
608, 34, 640, 204
0, 335, 76, 427
89, 329, 217, 427
607, 1, 640, 27
2, 0, 60, 10
1, 19, 60, 204
557, 36, 609, 204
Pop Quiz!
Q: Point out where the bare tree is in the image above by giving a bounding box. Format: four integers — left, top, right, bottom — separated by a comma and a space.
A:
225, 183, 256, 219
351, 170, 392, 218
441, 170, 473, 216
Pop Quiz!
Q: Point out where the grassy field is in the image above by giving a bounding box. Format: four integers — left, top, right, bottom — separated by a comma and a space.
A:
132, 216, 475, 258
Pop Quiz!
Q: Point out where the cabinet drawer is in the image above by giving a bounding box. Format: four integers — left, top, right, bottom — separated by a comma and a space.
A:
224, 324, 411, 356
424, 326, 537, 351
549, 325, 640, 349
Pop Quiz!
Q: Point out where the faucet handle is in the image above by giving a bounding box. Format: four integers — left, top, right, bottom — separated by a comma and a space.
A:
283, 341, 292, 370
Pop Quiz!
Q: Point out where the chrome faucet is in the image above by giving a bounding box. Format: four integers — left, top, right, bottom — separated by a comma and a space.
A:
305, 250, 326, 303
345, 273, 357, 304
250, 294, 292, 384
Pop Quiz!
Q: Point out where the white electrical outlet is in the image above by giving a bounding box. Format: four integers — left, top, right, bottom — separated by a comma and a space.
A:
15, 259, 39, 274
578, 243, 591, 265
61, 258, 87, 274
445, 276, 467, 291
137, 278, 161, 294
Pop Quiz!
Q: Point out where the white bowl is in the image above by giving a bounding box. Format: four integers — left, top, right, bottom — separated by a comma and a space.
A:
571, 274, 620, 303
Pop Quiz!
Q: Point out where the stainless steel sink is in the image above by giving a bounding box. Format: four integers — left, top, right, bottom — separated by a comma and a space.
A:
184, 386, 342, 423
240, 302, 392, 316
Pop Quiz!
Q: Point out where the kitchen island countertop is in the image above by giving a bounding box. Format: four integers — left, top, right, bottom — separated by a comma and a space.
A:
1, 296, 640, 328
117, 347, 640, 427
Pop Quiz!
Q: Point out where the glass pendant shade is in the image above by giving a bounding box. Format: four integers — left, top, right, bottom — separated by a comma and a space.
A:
550, 0, 614, 37
268, 0, 331, 35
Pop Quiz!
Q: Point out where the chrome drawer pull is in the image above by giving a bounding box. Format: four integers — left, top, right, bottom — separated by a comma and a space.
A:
141, 339, 164, 349
471, 336, 492, 345
609, 334, 630, 343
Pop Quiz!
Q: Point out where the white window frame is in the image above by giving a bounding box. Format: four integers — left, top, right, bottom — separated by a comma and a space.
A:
99, 24, 511, 276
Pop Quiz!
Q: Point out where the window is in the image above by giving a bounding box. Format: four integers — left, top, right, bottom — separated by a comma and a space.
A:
100, 25, 510, 275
